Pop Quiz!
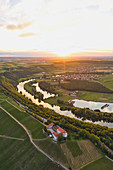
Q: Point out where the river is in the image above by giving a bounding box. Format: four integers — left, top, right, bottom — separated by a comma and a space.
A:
17, 79, 113, 128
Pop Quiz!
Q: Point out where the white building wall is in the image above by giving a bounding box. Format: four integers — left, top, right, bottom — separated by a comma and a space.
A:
52, 134, 58, 141
63, 133, 67, 137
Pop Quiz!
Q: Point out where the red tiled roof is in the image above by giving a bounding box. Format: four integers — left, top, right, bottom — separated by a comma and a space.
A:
46, 123, 54, 129
58, 127, 67, 133
53, 131, 62, 137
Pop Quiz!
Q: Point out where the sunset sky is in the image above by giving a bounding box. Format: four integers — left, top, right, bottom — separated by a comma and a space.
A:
0, 0, 113, 57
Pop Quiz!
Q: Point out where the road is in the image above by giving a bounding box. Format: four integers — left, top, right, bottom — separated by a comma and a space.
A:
0, 106, 69, 170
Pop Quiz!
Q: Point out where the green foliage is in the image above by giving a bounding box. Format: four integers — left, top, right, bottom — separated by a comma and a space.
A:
39, 81, 57, 94
61, 79, 113, 93
44, 126, 47, 132
58, 135, 65, 142
24, 81, 44, 101
57, 99, 73, 107
71, 107, 113, 123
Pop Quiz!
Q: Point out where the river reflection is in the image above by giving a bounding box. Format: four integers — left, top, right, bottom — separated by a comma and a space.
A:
17, 79, 113, 128
33, 83, 55, 99
73, 99, 113, 113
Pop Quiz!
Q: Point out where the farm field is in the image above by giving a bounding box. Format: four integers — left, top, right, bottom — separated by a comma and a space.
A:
0, 100, 45, 139
66, 140, 82, 157
34, 138, 69, 167
60, 79, 113, 93
100, 74, 113, 91
60, 139, 102, 170
77, 91, 113, 103
0, 108, 27, 138
35, 138, 103, 170
0, 104, 63, 169
81, 157, 113, 170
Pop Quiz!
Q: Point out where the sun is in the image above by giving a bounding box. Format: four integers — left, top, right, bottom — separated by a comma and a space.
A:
54, 48, 72, 57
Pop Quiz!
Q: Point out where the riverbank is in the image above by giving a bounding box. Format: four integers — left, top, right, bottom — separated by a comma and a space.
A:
17, 79, 113, 127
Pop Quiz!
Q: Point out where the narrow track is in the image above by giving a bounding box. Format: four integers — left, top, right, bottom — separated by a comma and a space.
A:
0, 135, 24, 141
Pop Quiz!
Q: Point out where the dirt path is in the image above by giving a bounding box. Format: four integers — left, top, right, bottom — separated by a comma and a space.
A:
6, 99, 46, 126
0, 106, 69, 170
0, 135, 24, 141
33, 136, 49, 141
6, 100, 23, 112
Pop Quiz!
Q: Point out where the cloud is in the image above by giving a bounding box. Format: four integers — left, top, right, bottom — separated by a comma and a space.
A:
87, 5, 100, 10
19, 32, 37, 37
9, 0, 21, 7
6, 21, 33, 30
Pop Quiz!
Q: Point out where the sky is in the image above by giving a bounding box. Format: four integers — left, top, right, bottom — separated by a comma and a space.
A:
0, 0, 113, 57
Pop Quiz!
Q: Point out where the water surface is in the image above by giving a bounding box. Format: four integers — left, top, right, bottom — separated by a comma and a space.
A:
17, 79, 113, 128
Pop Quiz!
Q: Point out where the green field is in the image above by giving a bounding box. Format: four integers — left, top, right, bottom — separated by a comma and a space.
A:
60, 139, 102, 170
78, 91, 113, 102
100, 74, 113, 91
24, 82, 33, 94
61, 79, 113, 93
0, 100, 45, 139
0, 110, 63, 170
45, 95, 74, 107
75, 74, 113, 102
81, 157, 113, 170
0, 108, 27, 138
34, 138, 68, 167
66, 140, 82, 157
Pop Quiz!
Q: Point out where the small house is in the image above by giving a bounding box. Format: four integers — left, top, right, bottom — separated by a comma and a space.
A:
46, 123, 67, 141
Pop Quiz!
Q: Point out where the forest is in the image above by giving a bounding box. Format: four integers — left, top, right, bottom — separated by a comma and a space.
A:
39, 81, 57, 94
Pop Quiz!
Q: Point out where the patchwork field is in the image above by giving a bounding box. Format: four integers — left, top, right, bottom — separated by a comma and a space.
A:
35, 138, 103, 170
60, 140, 102, 170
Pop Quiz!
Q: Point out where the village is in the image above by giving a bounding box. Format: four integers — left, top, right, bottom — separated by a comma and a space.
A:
52, 73, 102, 82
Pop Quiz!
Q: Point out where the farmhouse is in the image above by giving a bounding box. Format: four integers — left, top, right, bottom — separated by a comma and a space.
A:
46, 123, 67, 141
